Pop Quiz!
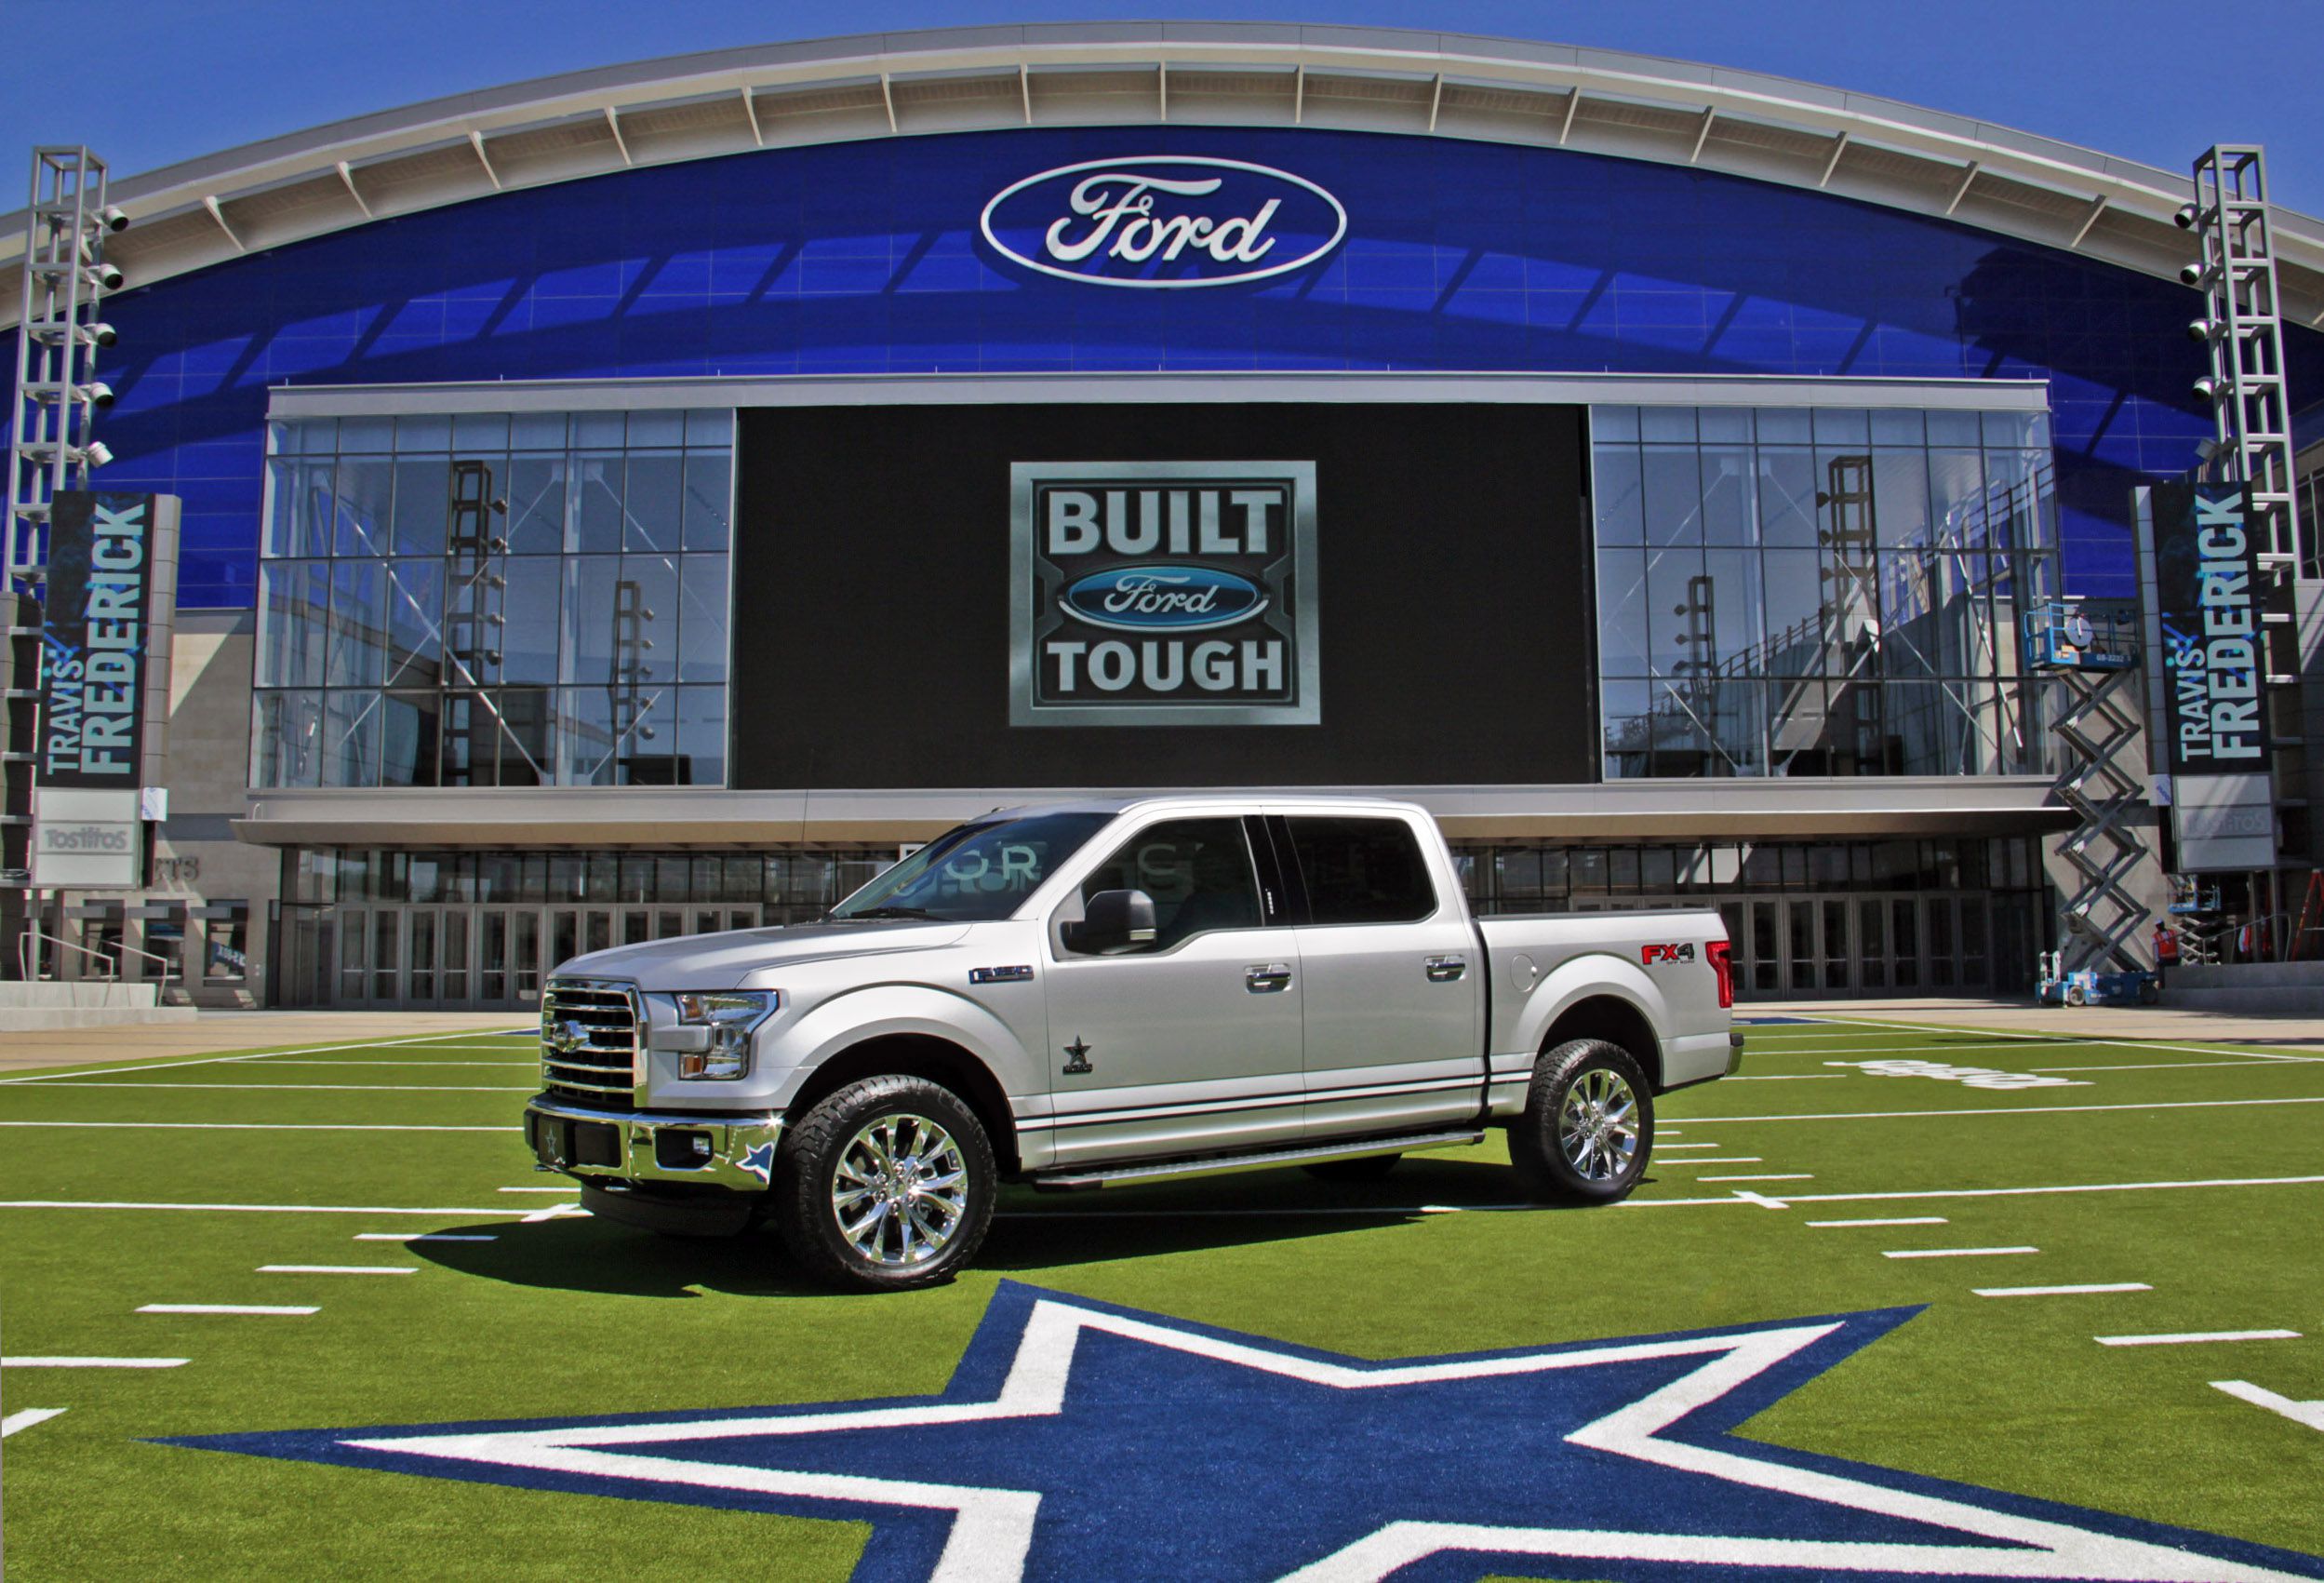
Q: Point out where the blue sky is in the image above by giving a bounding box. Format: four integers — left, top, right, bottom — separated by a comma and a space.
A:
4, 0, 2320, 213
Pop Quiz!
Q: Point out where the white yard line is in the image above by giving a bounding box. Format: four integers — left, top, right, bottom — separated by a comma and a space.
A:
1882, 1246, 2039, 1259
0, 1120, 515, 1133
257, 1265, 418, 1276
2023, 1060, 2307, 1074
1699, 1174, 1813, 1183
1723, 1075, 1847, 1081
1783, 1016, 2324, 1065
1974, 1283, 2149, 1297
1, 1200, 539, 1217
1807, 1217, 1949, 1227
1673, 1096, 2324, 1125
1647, 1157, 1763, 1165
2097, 1330, 2300, 1348
354, 1233, 497, 1242
2211, 1381, 2324, 1431
14, 1081, 534, 1093
0, 1030, 524, 1085
234, 1060, 539, 1068
1652, 1143, 1722, 1149
1, 1357, 186, 1368
1, 1408, 66, 1438
138, 1304, 318, 1316
498, 1187, 575, 1193
1758, 1042, 2091, 1058
519, 1203, 587, 1223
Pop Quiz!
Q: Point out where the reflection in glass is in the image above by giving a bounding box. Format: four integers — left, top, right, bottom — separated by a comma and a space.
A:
1593, 404, 2057, 781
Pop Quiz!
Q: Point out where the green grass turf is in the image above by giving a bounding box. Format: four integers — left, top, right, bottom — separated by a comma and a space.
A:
1, 1019, 2319, 1579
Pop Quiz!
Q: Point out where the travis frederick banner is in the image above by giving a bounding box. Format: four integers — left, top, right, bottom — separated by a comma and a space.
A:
39, 490, 159, 790
2152, 479, 2270, 776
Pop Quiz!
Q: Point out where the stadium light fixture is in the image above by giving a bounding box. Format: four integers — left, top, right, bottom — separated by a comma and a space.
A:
2192, 374, 2223, 404
2187, 317, 2228, 342
2174, 202, 2201, 229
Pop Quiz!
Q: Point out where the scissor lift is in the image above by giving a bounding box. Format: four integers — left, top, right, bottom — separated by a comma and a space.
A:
2025, 598, 2162, 1004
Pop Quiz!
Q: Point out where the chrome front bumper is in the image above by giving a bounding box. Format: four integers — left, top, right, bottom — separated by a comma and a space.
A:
526, 1095, 783, 1192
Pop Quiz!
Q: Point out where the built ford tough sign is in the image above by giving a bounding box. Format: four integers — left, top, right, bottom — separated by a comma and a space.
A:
526, 796, 1740, 1291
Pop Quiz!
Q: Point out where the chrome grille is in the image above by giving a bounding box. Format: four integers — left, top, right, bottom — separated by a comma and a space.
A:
541, 978, 639, 1111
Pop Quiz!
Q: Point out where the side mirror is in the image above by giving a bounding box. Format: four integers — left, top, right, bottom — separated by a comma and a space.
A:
1065, 889, 1157, 955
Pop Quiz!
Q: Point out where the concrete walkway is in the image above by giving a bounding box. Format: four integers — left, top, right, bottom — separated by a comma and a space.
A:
1744, 997, 2324, 1047
0, 1010, 533, 1073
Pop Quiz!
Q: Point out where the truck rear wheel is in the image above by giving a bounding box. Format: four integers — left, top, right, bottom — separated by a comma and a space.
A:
774, 1075, 996, 1292
1508, 1039, 1653, 1205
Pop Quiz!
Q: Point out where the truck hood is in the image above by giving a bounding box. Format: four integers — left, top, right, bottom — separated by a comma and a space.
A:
552, 920, 973, 990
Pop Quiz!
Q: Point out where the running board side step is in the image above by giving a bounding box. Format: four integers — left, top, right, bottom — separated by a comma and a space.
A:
1028, 1129, 1485, 1191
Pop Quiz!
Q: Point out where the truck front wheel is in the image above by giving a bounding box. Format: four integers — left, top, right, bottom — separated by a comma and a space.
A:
1507, 1039, 1654, 1205
774, 1076, 996, 1292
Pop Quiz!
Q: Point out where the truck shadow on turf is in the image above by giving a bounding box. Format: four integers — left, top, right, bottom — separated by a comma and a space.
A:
406, 1159, 1606, 1296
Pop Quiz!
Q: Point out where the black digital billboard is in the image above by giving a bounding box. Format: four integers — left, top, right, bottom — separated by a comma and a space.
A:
731, 402, 1594, 790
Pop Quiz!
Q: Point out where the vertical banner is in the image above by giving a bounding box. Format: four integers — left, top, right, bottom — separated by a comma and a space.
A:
33, 490, 178, 888
2151, 480, 2277, 871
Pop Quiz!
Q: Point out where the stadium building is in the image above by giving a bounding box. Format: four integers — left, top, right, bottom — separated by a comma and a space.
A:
7, 23, 2322, 1009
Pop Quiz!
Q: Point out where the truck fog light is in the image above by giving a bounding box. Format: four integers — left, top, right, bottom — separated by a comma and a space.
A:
671, 991, 777, 1080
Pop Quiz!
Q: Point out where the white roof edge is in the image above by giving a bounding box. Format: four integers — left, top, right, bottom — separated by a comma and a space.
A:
5, 21, 2316, 311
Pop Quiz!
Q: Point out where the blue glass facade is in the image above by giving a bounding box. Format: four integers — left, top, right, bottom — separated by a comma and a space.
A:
86, 125, 2324, 610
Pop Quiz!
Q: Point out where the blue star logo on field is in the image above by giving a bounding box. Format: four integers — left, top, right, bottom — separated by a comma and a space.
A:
738, 1141, 776, 1184
161, 1282, 2324, 1583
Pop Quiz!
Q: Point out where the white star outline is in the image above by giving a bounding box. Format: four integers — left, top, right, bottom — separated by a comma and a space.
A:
342, 1295, 2316, 1583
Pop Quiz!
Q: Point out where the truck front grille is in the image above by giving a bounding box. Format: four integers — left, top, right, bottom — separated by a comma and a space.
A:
541, 978, 639, 1111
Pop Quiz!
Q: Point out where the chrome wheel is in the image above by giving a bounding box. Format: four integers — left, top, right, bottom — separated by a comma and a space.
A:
1557, 1066, 1640, 1183
830, 1111, 970, 1268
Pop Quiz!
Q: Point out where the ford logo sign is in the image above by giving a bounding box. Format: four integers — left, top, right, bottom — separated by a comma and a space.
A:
981, 156, 1347, 289
1061, 565, 1269, 633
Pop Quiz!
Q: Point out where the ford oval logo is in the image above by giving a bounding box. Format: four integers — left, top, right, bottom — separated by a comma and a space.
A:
981, 156, 1348, 289
1061, 565, 1269, 633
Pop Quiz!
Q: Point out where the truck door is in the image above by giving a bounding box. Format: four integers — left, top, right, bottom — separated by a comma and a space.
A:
1274, 813, 1483, 1138
1040, 815, 1305, 1168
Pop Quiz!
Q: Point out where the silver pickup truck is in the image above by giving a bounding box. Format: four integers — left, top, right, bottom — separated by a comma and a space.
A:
526, 795, 1739, 1290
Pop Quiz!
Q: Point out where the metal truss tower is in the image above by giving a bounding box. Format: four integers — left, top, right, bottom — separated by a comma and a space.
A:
2187, 146, 2303, 580
7, 146, 123, 584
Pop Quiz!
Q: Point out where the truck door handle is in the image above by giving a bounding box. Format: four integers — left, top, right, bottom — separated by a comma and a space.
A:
1425, 955, 1468, 983
1246, 963, 1293, 993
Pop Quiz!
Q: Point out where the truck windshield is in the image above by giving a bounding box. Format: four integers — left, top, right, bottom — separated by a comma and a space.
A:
826, 812, 1115, 923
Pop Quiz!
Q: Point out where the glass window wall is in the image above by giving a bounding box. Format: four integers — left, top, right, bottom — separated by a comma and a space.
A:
254, 410, 737, 787
1593, 405, 2061, 779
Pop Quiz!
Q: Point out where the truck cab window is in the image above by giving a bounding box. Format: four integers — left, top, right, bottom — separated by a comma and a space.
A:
1076, 817, 1262, 951
1285, 816, 1436, 925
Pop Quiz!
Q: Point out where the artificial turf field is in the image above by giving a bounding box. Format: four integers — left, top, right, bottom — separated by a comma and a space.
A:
0, 1013, 2319, 1581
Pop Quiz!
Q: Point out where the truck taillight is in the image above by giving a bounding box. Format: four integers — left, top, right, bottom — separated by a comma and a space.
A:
1707, 938, 1733, 1009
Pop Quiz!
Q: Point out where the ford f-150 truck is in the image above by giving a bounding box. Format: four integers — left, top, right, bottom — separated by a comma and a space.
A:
526, 796, 1739, 1290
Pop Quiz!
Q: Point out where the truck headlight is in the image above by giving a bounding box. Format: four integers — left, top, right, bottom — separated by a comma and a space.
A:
670, 991, 778, 1080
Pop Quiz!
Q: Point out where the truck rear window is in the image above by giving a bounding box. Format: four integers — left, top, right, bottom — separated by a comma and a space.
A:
1284, 817, 1436, 925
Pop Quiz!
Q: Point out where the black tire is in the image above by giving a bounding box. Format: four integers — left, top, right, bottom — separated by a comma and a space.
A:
1301, 1153, 1401, 1183
1507, 1039, 1654, 1205
773, 1075, 996, 1292
2138, 978, 2160, 1005
2065, 983, 2089, 1007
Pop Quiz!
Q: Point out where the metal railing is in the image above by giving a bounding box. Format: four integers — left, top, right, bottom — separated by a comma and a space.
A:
17, 926, 181, 988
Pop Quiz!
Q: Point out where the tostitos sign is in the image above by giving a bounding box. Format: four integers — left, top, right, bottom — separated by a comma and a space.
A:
980, 157, 1347, 288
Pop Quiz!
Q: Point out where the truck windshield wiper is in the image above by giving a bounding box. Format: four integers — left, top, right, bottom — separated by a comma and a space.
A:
836, 906, 942, 921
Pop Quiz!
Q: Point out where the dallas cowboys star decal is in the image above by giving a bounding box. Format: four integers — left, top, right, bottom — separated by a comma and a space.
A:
162, 1282, 2323, 1582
